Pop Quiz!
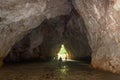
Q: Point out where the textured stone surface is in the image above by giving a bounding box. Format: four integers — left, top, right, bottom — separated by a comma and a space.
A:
0, 0, 71, 60
64, 11, 91, 61
0, 58, 3, 67
73, 0, 120, 73
4, 16, 69, 62
1, 0, 120, 74
4, 14, 92, 62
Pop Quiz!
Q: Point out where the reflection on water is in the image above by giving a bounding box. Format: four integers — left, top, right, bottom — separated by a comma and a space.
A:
59, 65, 69, 80
0, 61, 120, 80
60, 65, 69, 75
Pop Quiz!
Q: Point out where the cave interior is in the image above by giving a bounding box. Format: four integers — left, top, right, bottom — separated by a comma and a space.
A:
4, 9, 92, 64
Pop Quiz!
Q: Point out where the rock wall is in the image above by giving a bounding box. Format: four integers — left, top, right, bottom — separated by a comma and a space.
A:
1, 0, 120, 74
4, 15, 69, 62
0, 58, 3, 66
73, 0, 120, 73
0, 0, 71, 64
63, 10, 92, 61
4, 13, 92, 63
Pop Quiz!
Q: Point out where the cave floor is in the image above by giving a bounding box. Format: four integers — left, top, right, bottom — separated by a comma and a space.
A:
0, 60, 120, 80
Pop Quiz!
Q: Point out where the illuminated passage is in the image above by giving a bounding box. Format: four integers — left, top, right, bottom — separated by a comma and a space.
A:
58, 44, 68, 60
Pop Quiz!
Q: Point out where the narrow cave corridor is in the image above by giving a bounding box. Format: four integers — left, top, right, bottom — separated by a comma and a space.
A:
3, 13, 92, 64
0, 0, 120, 80
1, 11, 120, 80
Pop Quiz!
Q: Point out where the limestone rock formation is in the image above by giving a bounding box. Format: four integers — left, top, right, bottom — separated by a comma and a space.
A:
64, 12, 91, 61
5, 14, 92, 62
0, 0, 120, 74
4, 15, 69, 62
0, 0, 71, 62
73, 0, 120, 73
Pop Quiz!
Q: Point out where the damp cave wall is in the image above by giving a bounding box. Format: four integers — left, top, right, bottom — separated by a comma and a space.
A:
5, 14, 91, 63
0, 0, 120, 74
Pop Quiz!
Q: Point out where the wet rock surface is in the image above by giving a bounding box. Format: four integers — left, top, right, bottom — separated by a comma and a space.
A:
4, 15, 69, 62
0, 0, 120, 74
5, 14, 91, 63
0, 61, 120, 80
0, 0, 71, 58
64, 11, 91, 60
73, 0, 120, 73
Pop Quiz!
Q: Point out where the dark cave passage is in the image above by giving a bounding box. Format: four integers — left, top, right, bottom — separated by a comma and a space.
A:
4, 10, 92, 64
1, 0, 120, 79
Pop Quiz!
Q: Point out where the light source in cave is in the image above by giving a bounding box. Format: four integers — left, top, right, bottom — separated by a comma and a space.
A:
58, 44, 68, 61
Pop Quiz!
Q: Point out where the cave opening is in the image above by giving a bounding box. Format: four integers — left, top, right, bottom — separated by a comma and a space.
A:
3, 13, 92, 64
1, 0, 120, 78
57, 44, 69, 61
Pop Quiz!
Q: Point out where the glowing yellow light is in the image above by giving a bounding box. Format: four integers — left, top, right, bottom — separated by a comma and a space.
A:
58, 44, 68, 61
58, 54, 66, 60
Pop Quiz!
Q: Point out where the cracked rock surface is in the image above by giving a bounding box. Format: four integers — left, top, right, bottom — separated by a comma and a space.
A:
73, 0, 120, 73
0, 0, 71, 58
0, 0, 120, 74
